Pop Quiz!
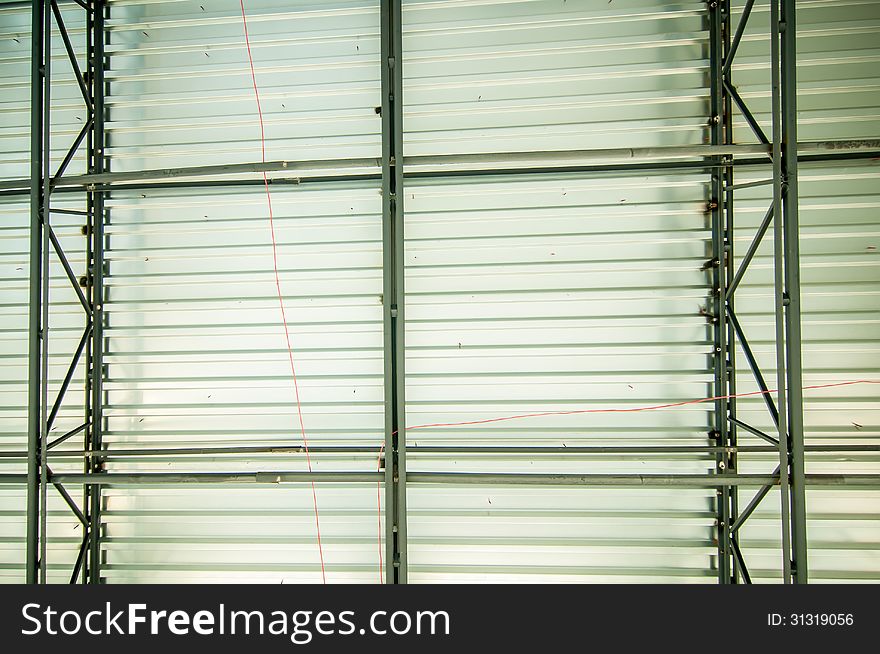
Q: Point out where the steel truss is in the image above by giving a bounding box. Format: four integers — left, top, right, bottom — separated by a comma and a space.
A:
4, 0, 880, 584
24, 0, 106, 584
707, 0, 809, 584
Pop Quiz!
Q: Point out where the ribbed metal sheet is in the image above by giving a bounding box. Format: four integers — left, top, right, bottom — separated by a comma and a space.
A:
106, 0, 382, 171
0, 0, 877, 583
100, 182, 385, 582
403, 169, 720, 582
402, 0, 709, 156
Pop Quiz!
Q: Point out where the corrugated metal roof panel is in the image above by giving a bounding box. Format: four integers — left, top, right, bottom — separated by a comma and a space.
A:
402, 0, 710, 155
105, 0, 382, 171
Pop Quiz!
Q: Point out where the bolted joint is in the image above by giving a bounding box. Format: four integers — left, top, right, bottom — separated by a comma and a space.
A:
698, 306, 718, 324
701, 258, 720, 271
707, 200, 719, 211
80, 224, 91, 236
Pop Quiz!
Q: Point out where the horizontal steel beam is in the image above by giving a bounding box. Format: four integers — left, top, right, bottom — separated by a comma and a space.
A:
2, 140, 878, 194
0, 472, 877, 487
1, 444, 877, 459
406, 473, 880, 487
0, 472, 383, 485
2, 151, 877, 198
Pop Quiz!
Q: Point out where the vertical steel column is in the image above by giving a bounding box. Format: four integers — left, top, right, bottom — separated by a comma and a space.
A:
86, 0, 106, 585
26, 0, 46, 585
82, 0, 94, 585
380, 0, 407, 584
708, 0, 732, 584
720, 0, 740, 583
770, 0, 793, 584
781, 0, 807, 583
39, 0, 52, 585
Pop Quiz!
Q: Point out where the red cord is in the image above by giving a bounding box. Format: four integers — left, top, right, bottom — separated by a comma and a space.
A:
239, 0, 326, 584
375, 378, 879, 580
403, 379, 879, 432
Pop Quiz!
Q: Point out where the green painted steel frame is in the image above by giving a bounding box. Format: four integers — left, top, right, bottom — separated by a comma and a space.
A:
14, 0, 834, 584
713, 0, 808, 584
26, 0, 106, 585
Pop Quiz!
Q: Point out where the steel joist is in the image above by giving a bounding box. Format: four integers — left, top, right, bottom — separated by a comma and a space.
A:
27, 0, 106, 584
708, 0, 808, 584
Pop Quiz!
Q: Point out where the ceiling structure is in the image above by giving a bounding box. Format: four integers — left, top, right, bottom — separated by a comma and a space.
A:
0, 0, 879, 584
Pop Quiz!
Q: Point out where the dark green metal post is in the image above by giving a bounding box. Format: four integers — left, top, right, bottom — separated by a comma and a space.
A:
720, 0, 740, 583
770, 0, 793, 584
26, 0, 46, 585
708, 0, 732, 584
87, 0, 107, 585
39, 0, 52, 585
781, 0, 807, 583
381, 0, 406, 584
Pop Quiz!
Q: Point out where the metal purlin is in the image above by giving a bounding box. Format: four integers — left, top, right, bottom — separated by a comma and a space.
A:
27, 0, 106, 584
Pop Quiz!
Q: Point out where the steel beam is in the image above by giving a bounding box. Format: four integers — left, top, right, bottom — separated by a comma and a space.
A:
2, 141, 879, 194
38, 0, 52, 583
781, 0, 808, 584
721, 0, 741, 584
0, 443, 877, 460
770, 0, 794, 584
24, 0, 101, 586
1, 472, 879, 488
86, 0, 107, 585
380, 0, 406, 584
708, 0, 732, 584
26, 0, 45, 586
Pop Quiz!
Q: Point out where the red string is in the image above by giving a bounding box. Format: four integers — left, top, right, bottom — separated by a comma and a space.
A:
239, 0, 326, 584
403, 379, 879, 432
375, 378, 878, 580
